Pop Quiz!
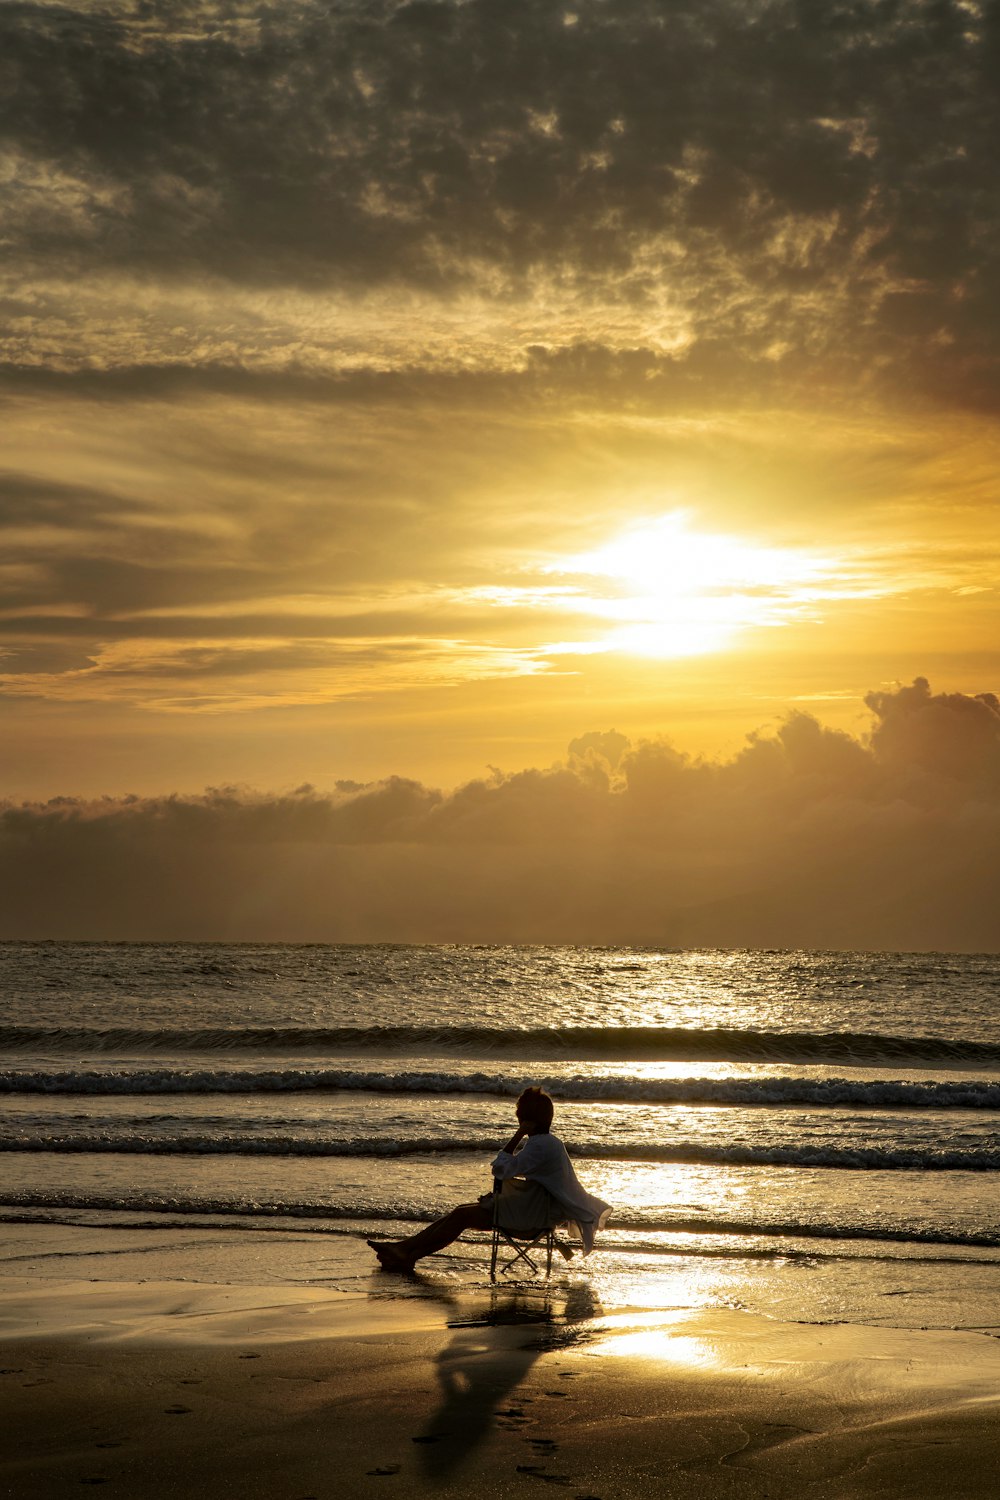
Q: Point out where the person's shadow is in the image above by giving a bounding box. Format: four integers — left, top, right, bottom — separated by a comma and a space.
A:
413, 1280, 602, 1483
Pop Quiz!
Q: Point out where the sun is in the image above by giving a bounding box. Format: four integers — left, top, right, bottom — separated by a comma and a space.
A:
543, 512, 841, 659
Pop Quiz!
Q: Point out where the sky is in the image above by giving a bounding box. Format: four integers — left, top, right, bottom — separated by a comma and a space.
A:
2, 0, 999, 945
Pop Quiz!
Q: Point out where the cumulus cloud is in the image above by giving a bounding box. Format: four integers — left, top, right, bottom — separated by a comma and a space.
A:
3, 679, 998, 948
865, 676, 1000, 787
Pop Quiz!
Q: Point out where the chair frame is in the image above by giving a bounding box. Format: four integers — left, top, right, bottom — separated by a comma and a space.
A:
488, 1182, 575, 1282
489, 1218, 557, 1282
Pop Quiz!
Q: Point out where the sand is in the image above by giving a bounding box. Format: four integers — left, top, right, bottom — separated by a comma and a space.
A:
2, 1224, 999, 1499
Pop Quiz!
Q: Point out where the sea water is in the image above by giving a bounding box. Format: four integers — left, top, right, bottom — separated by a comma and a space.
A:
2, 943, 998, 1329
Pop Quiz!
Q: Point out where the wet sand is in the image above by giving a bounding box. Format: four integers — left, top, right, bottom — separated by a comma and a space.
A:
2, 1227, 1000, 1499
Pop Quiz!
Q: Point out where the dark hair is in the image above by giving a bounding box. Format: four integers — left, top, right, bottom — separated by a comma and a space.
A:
517, 1086, 554, 1132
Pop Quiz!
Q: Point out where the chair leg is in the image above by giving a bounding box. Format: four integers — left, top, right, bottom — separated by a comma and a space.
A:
502, 1240, 539, 1277
491, 1228, 562, 1281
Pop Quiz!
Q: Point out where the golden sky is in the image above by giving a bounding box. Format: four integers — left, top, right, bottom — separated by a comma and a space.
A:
2, 0, 999, 943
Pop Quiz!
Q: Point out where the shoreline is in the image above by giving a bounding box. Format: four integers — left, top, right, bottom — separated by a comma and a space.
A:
3, 1224, 1000, 1497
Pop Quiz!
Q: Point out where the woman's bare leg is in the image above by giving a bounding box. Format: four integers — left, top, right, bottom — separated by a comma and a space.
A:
369, 1201, 493, 1270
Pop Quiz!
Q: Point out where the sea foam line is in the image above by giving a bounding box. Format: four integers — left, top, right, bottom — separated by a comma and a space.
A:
0, 1188, 997, 1250
2, 1132, 999, 1171
3, 1067, 1000, 1110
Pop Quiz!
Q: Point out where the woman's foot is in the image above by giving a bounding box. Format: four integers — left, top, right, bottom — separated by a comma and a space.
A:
367, 1239, 417, 1273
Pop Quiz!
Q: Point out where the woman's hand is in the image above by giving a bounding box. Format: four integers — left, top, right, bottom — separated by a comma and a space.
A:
500, 1123, 528, 1155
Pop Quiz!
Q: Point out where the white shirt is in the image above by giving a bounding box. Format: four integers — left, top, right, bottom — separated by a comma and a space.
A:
490, 1132, 611, 1255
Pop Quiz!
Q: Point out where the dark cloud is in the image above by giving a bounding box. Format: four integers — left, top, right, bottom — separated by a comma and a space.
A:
0, 469, 121, 526
2, 0, 999, 396
3, 679, 998, 946
0, 352, 784, 408
0, 416, 588, 700
0, 640, 97, 676
0, 608, 515, 645
0, 631, 541, 707
865, 674, 1000, 787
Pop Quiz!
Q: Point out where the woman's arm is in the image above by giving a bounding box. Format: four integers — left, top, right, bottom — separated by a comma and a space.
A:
490, 1124, 526, 1183
491, 1133, 550, 1181
499, 1124, 527, 1156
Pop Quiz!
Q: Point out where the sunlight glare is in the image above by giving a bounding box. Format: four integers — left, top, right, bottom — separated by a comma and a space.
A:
594, 1312, 720, 1366
545, 511, 839, 659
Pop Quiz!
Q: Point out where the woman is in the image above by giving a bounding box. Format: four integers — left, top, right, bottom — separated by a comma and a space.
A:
368, 1086, 611, 1272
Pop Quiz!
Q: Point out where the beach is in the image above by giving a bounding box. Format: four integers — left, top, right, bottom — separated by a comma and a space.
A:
3, 944, 999, 1494
3, 1221, 1000, 1500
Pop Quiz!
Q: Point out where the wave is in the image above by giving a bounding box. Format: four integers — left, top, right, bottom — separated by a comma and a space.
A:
1, 1187, 997, 1250
2, 1023, 997, 1066
2, 1131, 999, 1171
3, 1066, 1000, 1109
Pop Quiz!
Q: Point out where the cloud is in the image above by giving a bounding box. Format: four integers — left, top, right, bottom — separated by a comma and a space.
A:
3, 679, 998, 947
0, 634, 550, 711
568, 729, 630, 770
2, 0, 998, 400
865, 675, 1000, 787
3, 362, 997, 721
2, 4, 998, 800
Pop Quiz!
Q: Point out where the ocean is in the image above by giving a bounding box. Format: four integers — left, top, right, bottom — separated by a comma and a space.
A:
2, 943, 999, 1329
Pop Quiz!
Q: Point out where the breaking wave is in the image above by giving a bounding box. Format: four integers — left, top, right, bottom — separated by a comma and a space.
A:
1, 1131, 998, 1171
1, 1188, 997, 1250
3, 1023, 998, 1066
3, 1066, 1000, 1109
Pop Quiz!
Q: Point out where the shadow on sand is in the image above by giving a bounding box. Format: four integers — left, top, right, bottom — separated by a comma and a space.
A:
412, 1280, 603, 1484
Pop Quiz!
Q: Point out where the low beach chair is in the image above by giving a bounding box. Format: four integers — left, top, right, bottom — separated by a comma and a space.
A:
489, 1189, 574, 1282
